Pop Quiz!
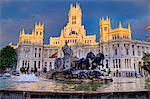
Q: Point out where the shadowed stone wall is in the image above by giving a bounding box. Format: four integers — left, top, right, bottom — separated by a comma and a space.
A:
0, 90, 150, 99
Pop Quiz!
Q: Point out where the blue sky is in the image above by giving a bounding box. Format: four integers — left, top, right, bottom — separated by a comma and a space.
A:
0, 0, 149, 48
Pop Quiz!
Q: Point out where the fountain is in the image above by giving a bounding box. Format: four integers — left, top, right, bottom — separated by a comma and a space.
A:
17, 73, 39, 82
50, 42, 113, 83
2, 73, 11, 79
1, 43, 149, 98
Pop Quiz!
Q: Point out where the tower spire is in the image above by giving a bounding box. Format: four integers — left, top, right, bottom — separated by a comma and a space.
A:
102, 16, 104, 20
35, 22, 37, 27
22, 28, 25, 33
20, 28, 25, 35
101, 16, 104, 22
76, 2, 80, 8
106, 16, 109, 21
70, 3, 73, 9
118, 21, 122, 28
108, 18, 111, 25
127, 22, 131, 31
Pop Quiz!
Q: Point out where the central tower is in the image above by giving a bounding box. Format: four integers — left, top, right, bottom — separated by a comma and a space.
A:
62, 3, 85, 37
68, 3, 82, 26
50, 3, 97, 47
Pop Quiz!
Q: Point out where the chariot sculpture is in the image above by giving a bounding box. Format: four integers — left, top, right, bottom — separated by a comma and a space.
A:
51, 42, 112, 82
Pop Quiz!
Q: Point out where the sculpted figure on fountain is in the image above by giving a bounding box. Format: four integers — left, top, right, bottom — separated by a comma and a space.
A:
62, 42, 73, 70
53, 43, 112, 81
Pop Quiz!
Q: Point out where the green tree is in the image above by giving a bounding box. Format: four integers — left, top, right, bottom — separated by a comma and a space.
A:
0, 46, 17, 72
142, 53, 150, 74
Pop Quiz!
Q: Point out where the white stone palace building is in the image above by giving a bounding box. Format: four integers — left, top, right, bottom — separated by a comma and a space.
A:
11, 3, 150, 77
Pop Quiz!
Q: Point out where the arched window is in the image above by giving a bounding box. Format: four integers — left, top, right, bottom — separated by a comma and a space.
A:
104, 27, 107, 31
39, 48, 41, 51
115, 49, 117, 55
126, 48, 129, 55
90, 40, 91, 43
113, 59, 115, 68
40, 32, 42, 35
22, 60, 24, 67
75, 39, 77, 43
72, 16, 76, 25
117, 34, 119, 39
72, 16, 76, 20
38, 61, 40, 68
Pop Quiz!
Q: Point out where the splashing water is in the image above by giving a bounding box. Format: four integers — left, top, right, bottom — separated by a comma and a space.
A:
17, 73, 39, 82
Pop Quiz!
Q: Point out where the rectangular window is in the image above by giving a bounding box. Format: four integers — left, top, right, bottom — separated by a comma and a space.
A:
119, 59, 121, 68
119, 73, 121, 77
118, 44, 119, 47
72, 21, 76, 24
35, 53, 36, 58
40, 32, 42, 35
72, 16, 74, 19
39, 53, 41, 58
49, 62, 52, 67
114, 73, 115, 76
22, 60, 24, 67
133, 50, 135, 56
129, 59, 131, 68
116, 59, 118, 68
127, 59, 129, 68
125, 59, 126, 68
25, 61, 27, 66
34, 61, 36, 67
137, 46, 140, 56
45, 62, 47, 66
38, 61, 40, 68
115, 49, 117, 55
104, 27, 107, 31
28, 61, 29, 67
75, 39, 77, 43
113, 59, 115, 68
106, 60, 108, 68
138, 50, 140, 56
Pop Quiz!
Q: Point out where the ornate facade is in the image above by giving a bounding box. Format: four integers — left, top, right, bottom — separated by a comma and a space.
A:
19, 23, 44, 45
50, 4, 97, 47
10, 3, 150, 77
145, 26, 150, 42
100, 17, 131, 43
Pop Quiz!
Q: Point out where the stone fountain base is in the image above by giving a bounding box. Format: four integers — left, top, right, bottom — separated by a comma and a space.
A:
51, 70, 113, 84
0, 90, 149, 99
55, 78, 113, 84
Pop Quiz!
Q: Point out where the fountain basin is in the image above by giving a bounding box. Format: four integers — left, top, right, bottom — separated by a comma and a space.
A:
0, 90, 149, 99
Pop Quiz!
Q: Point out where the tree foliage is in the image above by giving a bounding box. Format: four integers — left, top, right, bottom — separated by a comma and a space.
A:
0, 46, 17, 71
142, 53, 150, 73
